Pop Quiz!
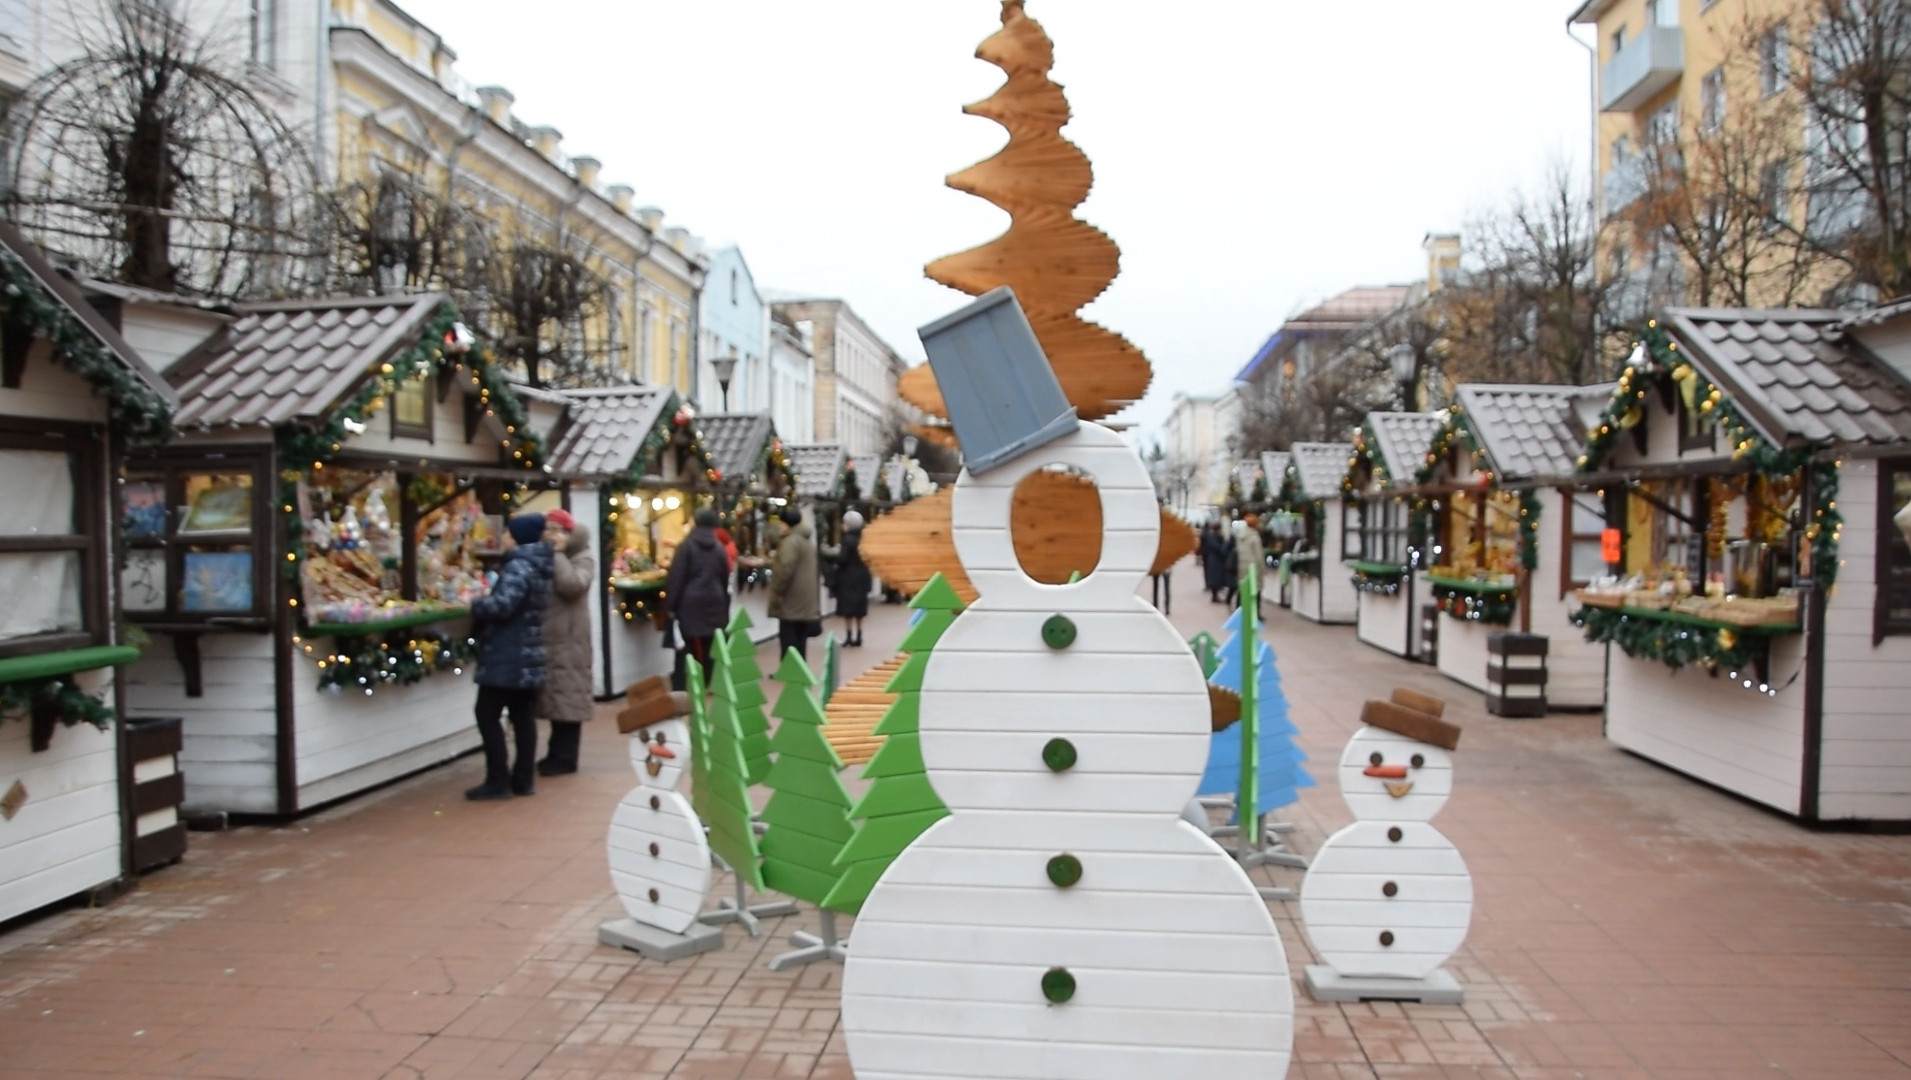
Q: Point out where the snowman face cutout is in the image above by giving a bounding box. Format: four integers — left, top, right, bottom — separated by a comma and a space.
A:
629, 717, 691, 791
1338, 727, 1452, 823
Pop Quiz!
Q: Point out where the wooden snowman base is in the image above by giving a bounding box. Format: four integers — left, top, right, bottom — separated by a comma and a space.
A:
1304, 965, 1464, 1005
598, 917, 725, 963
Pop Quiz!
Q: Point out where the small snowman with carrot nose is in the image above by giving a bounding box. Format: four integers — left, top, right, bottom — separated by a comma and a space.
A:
1299, 690, 1472, 1003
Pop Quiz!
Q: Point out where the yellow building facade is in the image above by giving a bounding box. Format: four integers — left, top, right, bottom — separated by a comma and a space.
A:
327, 0, 704, 392
1574, 0, 1834, 309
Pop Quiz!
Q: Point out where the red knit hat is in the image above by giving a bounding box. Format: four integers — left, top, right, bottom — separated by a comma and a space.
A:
545, 509, 576, 531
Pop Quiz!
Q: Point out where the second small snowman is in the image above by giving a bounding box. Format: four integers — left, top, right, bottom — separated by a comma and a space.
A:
1299, 693, 1470, 1004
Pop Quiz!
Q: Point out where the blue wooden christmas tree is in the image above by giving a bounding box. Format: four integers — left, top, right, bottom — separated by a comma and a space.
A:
1199, 585, 1313, 836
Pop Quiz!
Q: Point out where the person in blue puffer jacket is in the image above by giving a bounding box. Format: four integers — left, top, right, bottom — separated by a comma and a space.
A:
466, 512, 555, 801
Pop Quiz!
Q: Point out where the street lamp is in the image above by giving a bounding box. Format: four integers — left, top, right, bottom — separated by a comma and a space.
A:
1387, 344, 1416, 411
710, 355, 738, 412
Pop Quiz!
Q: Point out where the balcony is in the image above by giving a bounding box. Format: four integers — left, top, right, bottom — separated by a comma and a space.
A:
1601, 27, 1684, 112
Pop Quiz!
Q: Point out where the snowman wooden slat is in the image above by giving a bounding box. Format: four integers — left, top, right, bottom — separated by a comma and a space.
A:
606, 713, 712, 935
1299, 699, 1472, 988
842, 420, 1293, 1080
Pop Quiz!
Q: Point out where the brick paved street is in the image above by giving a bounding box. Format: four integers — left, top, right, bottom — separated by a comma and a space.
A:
2, 560, 1908, 1078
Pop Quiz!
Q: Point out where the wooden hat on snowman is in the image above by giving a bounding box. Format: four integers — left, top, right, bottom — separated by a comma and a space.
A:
839, 288, 1296, 1079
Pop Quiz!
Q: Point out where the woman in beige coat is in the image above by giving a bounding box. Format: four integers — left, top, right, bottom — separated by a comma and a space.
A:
537, 509, 596, 776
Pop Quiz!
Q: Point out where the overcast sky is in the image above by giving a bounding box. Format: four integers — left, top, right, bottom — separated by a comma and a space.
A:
395, 0, 1596, 440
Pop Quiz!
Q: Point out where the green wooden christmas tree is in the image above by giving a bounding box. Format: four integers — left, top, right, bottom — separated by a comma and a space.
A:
701, 628, 765, 892
721, 608, 773, 784
821, 572, 962, 914
759, 650, 856, 908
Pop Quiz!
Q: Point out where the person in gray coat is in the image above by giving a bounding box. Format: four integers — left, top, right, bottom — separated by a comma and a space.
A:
536, 509, 595, 777
769, 505, 821, 663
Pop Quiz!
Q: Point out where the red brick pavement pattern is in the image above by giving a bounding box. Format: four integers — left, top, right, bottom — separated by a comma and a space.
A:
2, 559, 1909, 1078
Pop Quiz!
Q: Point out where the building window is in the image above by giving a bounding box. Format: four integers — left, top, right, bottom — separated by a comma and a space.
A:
730, 269, 739, 305
1700, 66, 1726, 134
1610, 24, 1627, 58
1760, 24, 1790, 96
1645, 0, 1676, 28
0, 430, 103, 658
1647, 102, 1679, 147
1563, 490, 1609, 595
1877, 461, 1911, 639
1760, 161, 1792, 228
250, 0, 277, 70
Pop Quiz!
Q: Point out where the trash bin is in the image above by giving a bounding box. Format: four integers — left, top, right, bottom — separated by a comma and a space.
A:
1485, 633, 1547, 718
123, 716, 186, 872
1418, 603, 1440, 665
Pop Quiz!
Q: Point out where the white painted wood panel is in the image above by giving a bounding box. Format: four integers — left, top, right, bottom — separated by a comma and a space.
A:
1301, 820, 1471, 980
1356, 585, 1414, 658
1435, 615, 1492, 694
1292, 569, 1324, 621
1605, 652, 1805, 815
608, 789, 710, 932
0, 714, 121, 924
124, 631, 280, 812
0, 349, 110, 423
850, 1033, 1288, 1080
296, 728, 478, 810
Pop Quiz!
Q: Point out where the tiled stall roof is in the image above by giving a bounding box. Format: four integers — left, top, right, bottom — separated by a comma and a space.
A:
787, 443, 847, 498
1365, 411, 1445, 482
0, 224, 175, 406
1260, 451, 1291, 495
1288, 442, 1354, 500
168, 294, 444, 429
1455, 384, 1610, 480
696, 412, 775, 481
1666, 307, 1911, 447
544, 386, 675, 479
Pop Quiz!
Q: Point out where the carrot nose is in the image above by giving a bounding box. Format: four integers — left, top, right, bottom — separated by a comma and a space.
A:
649, 744, 677, 760
1364, 764, 1408, 779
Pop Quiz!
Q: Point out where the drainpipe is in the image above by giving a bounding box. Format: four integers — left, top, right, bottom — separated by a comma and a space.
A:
313, 1, 330, 184
1565, 17, 1601, 224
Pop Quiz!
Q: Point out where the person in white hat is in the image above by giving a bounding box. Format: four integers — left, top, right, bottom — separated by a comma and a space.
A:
829, 510, 873, 647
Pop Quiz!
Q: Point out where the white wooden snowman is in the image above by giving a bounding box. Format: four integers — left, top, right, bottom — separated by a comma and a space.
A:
841, 420, 1294, 1079
1299, 698, 1470, 1004
606, 714, 712, 936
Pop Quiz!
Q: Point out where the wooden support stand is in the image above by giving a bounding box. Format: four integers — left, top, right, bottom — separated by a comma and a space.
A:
699, 858, 797, 937
768, 909, 848, 971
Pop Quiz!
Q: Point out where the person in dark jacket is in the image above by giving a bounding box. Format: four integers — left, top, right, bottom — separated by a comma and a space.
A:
1200, 521, 1234, 603
664, 506, 732, 688
826, 509, 873, 647
467, 512, 555, 801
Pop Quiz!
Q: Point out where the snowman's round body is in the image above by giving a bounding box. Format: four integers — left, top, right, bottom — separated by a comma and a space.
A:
607, 717, 711, 935
842, 422, 1293, 1080
1299, 728, 1471, 980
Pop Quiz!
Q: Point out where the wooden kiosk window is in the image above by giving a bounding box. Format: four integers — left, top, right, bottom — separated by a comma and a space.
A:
121, 454, 271, 624
1356, 497, 1411, 566
0, 424, 106, 658
1560, 489, 1610, 597
390, 370, 433, 441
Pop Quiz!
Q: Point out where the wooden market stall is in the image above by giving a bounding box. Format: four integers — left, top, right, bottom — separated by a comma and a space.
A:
0, 226, 179, 922
118, 294, 550, 817
694, 412, 796, 587
1344, 412, 1443, 660
787, 443, 850, 541
539, 385, 714, 698
1573, 309, 1911, 824
1259, 451, 1302, 607
1414, 385, 1613, 709
1282, 441, 1357, 624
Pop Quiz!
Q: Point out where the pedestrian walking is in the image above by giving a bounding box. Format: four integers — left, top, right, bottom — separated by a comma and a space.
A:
536, 509, 595, 777
769, 505, 822, 662
663, 506, 732, 690
1201, 521, 1233, 603
466, 512, 554, 801
827, 509, 873, 647
1232, 515, 1266, 614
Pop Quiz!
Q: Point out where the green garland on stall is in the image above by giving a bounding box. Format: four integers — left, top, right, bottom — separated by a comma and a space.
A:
313, 629, 479, 694
1341, 422, 1382, 497
0, 248, 172, 443
0, 678, 116, 732
1518, 489, 1543, 571
1569, 605, 1762, 674
1430, 582, 1515, 625
1414, 406, 1489, 485
1349, 563, 1406, 595
1577, 320, 1840, 588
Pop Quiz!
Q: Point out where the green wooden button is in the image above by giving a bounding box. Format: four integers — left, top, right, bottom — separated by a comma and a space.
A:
1042, 737, 1077, 772
1041, 967, 1076, 1004
1041, 615, 1077, 649
1046, 854, 1083, 888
